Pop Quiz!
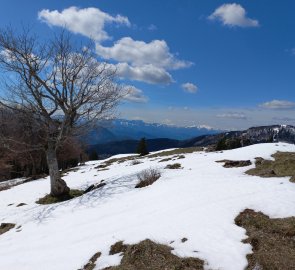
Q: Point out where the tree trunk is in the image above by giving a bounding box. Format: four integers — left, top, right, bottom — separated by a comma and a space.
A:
46, 143, 70, 197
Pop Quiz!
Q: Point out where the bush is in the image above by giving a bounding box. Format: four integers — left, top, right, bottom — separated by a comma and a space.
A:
135, 168, 161, 188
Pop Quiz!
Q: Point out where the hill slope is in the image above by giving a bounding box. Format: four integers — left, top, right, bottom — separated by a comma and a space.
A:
1, 143, 295, 270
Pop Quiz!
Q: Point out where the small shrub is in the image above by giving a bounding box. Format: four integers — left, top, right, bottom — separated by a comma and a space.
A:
165, 163, 182, 169
135, 168, 161, 188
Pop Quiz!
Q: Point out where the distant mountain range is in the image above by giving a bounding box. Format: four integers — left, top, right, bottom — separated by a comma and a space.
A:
84, 119, 221, 144
88, 124, 295, 157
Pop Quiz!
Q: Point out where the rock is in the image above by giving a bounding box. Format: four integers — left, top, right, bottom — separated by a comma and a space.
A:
223, 160, 252, 168
84, 182, 106, 194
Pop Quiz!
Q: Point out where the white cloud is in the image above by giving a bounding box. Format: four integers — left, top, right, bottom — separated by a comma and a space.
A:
116, 62, 173, 84
38, 7, 192, 85
38, 6, 130, 42
181, 82, 198, 93
96, 37, 192, 70
208, 3, 259, 28
260, 100, 295, 110
217, 113, 247, 120
123, 86, 148, 103
148, 24, 157, 31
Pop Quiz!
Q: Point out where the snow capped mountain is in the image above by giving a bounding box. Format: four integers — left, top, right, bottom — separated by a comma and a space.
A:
85, 119, 221, 144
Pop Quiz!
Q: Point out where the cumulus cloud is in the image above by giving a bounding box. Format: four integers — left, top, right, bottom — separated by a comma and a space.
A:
116, 62, 173, 84
260, 100, 295, 110
38, 7, 192, 85
181, 82, 198, 93
96, 37, 192, 70
96, 37, 191, 84
38, 6, 130, 42
216, 113, 247, 120
123, 86, 148, 103
208, 3, 259, 28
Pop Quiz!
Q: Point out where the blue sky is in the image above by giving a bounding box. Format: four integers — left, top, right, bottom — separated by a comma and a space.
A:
0, 0, 295, 129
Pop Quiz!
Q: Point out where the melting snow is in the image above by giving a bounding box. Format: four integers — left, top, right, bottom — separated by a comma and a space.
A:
0, 143, 295, 270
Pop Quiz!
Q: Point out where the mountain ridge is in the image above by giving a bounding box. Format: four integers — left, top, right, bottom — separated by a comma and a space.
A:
88, 124, 295, 157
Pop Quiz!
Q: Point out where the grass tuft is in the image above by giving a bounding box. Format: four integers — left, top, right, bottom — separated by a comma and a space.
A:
36, 189, 84, 205
165, 163, 182, 169
102, 239, 204, 270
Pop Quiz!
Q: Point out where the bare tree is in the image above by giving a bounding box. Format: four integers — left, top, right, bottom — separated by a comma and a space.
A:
0, 27, 124, 197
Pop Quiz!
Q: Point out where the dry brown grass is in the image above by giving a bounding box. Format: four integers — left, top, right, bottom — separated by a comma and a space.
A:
36, 189, 84, 204
165, 163, 182, 169
216, 160, 252, 168
131, 160, 142, 165
91, 239, 204, 270
135, 168, 161, 188
79, 252, 101, 270
109, 241, 128, 255
158, 157, 173, 162
235, 209, 295, 270
246, 152, 295, 182
148, 147, 203, 158
0, 223, 15, 236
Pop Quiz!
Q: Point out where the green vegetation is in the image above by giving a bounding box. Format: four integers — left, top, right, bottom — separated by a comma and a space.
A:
215, 137, 251, 151
235, 209, 295, 270
136, 138, 149, 156
89, 150, 99, 161
36, 189, 84, 204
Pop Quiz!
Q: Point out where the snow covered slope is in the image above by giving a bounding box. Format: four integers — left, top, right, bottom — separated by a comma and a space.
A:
1, 143, 295, 270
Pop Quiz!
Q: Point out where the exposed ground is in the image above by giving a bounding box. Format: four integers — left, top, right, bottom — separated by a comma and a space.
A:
0, 223, 15, 236
246, 151, 295, 181
82, 239, 204, 270
235, 209, 295, 270
36, 189, 84, 204
216, 159, 252, 168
